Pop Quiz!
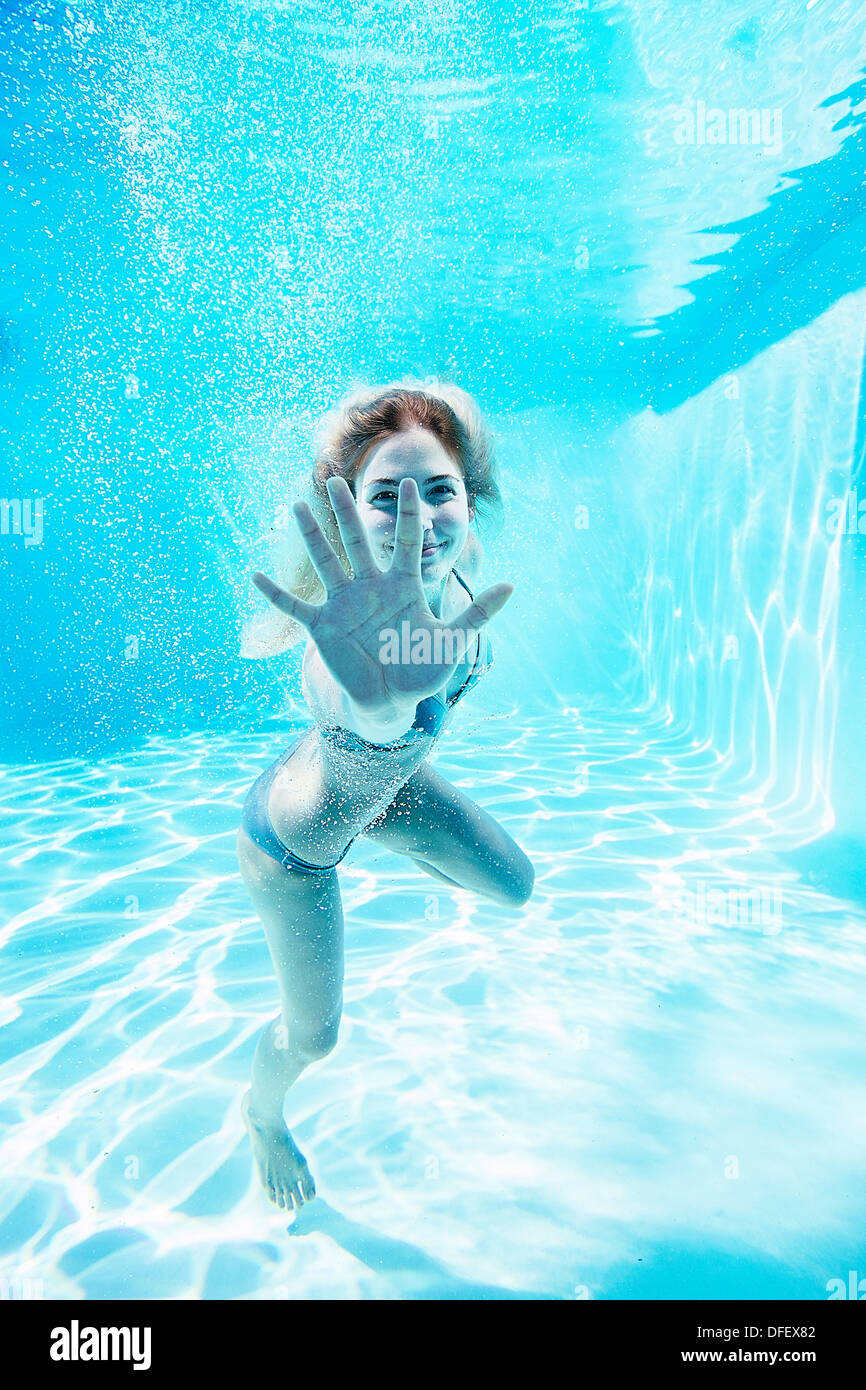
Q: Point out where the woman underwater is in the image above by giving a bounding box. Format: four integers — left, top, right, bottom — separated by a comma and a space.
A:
237, 381, 535, 1210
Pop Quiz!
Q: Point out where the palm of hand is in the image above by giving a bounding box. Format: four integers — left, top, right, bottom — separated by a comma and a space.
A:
252, 475, 512, 718
308, 568, 473, 709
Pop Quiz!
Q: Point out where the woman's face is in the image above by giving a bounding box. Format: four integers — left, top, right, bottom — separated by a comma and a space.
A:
353, 427, 473, 583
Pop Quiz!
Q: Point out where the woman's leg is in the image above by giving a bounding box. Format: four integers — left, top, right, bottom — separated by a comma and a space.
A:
236, 825, 344, 1211
361, 761, 535, 906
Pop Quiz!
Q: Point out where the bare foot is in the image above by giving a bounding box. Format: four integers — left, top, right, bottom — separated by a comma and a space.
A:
241, 1089, 317, 1211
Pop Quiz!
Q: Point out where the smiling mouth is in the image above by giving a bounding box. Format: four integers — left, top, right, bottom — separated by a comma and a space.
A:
385, 541, 444, 556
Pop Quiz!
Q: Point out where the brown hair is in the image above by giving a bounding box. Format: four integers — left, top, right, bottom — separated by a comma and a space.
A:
241, 376, 503, 656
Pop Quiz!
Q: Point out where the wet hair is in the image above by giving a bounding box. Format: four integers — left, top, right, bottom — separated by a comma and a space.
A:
241, 376, 503, 656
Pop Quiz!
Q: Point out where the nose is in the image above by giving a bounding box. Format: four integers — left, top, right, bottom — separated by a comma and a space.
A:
383, 523, 436, 551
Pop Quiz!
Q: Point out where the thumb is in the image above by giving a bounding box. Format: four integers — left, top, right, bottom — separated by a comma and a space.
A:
452, 582, 514, 633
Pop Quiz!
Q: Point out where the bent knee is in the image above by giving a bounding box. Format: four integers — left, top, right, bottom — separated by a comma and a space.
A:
294, 1016, 341, 1062
503, 853, 534, 906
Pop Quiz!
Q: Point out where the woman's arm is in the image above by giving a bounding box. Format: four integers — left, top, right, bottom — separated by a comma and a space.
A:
301, 638, 418, 744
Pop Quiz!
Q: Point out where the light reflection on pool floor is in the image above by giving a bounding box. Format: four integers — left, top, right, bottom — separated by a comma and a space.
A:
1, 712, 864, 1300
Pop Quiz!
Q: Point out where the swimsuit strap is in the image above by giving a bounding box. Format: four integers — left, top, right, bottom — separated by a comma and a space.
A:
446, 566, 488, 706
450, 566, 474, 600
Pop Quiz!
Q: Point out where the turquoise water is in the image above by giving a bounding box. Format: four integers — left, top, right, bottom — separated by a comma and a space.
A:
2, 2, 866, 1300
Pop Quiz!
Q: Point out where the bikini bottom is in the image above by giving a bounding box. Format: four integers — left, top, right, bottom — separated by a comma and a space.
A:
240, 732, 355, 874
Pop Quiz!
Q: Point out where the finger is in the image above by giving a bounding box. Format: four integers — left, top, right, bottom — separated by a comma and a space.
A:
389, 476, 423, 577
451, 582, 514, 632
325, 476, 380, 579
292, 499, 353, 594
252, 571, 318, 629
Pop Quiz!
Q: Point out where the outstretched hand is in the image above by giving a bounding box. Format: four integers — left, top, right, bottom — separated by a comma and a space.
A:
252, 475, 513, 719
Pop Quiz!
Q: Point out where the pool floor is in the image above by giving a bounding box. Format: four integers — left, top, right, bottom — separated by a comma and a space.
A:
1, 712, 864, 1300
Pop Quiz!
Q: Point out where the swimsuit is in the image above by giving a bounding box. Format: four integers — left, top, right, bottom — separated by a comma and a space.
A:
240, 567, 494, 874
